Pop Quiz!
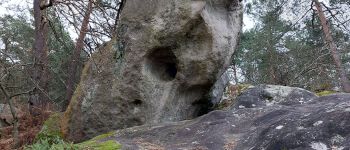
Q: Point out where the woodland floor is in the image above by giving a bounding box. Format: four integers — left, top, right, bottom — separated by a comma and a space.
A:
0, 103, 54, 150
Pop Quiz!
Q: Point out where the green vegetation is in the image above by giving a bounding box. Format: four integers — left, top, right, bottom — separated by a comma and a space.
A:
76, 131, 120, 149
316, 90, 337, 96
25, 136, 78, 150
235, 0, 350, 91
88, 131, 116, 141
27, 113, 120, 150
36, 113, 63, 142
77, 140, 121, 150
26, 113, 76, 150
27, 131, 121, 150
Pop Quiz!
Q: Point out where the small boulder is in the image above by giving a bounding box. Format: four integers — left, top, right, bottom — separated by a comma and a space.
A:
0, 104, 20, 128
230, 84, 317, 110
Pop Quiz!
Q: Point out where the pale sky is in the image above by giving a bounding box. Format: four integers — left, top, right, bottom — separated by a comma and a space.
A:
0, 0, 334, 34
0, 0, 31, 16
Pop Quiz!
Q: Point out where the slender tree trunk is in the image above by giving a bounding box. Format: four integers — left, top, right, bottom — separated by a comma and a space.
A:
313, 0, 350, 92
64, 0, 94, 109
232, 63, 239, 84
267, 46, 277, 84
268, 57, 276, 84
1, 38, 9, 60
31, 0, 50, 111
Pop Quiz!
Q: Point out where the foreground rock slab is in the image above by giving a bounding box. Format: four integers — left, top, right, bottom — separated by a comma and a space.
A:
62, 0, 243, 142
92, 93, 350, 150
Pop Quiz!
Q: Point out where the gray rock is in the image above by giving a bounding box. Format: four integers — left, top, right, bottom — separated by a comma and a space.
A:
210, 67, 236, 105
230, 84, 317, 110
63, 0, 243, 142
0, 104, 15, 128
91, 93, 350, 150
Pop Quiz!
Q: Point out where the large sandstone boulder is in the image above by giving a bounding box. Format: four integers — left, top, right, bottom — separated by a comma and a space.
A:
88, 92, 350, 150
62, 0, 243, 142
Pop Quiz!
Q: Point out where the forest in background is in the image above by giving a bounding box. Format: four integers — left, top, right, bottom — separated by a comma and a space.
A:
235, 0, 350, 92
0, 0, 350, 149
0, 0, 125, 148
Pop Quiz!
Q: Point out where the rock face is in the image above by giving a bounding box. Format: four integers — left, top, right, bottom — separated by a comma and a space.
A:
213, 84, 317, 110
62, 0, 243, 142
210, 66, 237, 105
229, 84, 317, 109
92, 90, 350, 150
0, 104, 18, 128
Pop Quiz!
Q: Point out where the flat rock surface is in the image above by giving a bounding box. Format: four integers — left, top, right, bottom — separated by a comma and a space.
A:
94, 93, 350, 150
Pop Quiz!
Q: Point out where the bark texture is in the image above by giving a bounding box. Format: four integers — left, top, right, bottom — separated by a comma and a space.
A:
30, 0, 50, 110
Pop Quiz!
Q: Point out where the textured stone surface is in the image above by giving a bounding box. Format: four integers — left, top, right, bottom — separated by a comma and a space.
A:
210, 67, 237, 105
92, 93, 350, 150
0, 104, 18, 128
214, 83, 253, 110
230, 84, 317, 110
62, 0, 243, 142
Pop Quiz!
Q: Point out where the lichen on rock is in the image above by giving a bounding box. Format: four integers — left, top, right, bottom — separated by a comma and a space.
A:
36, 113, 63, 141
63, 0, 243, 142
230, 84, 318, 110
77, 131, 121, 150
316, 90, 337, 96
89, 92, 350, 150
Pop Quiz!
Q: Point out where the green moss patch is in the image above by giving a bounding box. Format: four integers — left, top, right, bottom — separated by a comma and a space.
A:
90, 131, 116, 141
27, 131, 121, 150
75, 131, 120, 150
25, 137, 78, 150
36, 113, 63, 142
316, 90, 337, 96
77, 140, 121, 150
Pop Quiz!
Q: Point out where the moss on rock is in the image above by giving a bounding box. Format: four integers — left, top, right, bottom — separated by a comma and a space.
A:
61, 61, 91, 141
89, 131, 116, 141
27, 131, 121, 150
61, 83, 83, 139
77, 140, 121, 150
77, 131, 121, 150
316, 90, 337, 96
36, 113, 64, 142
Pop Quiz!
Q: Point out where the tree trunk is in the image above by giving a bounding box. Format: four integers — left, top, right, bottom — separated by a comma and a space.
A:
267, 44, 277, 84
31, 0, 50, 111
313, 0, 350, 92
64, 0, 94, 109
232, 64, 239, 84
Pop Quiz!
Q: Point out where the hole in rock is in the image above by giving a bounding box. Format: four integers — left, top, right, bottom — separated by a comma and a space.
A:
145, 47, 178, 81
132, 99, 142, 105
180, 84, 214, 119
192, 98, 213, 117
